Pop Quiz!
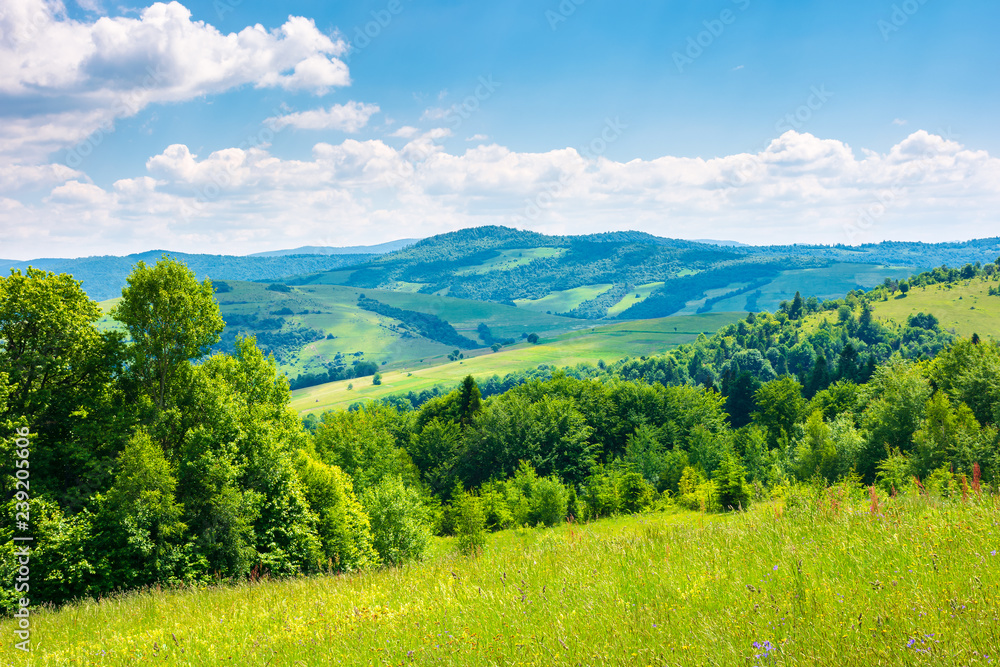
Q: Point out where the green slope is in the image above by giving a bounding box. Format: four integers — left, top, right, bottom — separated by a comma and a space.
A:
680, 263, 918, 315
514, 284, 614, 314
290, 312, 744, 414
871, 275, 1000, 340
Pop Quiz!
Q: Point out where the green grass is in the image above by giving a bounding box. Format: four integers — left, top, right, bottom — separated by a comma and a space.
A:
872, 276, 1000, 340
605, 282, 664, 317
290, 268, 357, 286
290, 312, 744, 414
7, 492, 999, 666
687, 263, 918, 315
454, 247, 566, 276
515, 284, 615, 314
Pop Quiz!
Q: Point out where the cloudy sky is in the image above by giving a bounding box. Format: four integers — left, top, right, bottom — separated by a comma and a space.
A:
2, 0, 999, 259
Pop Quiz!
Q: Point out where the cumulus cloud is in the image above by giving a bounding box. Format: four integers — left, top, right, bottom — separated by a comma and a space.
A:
3, 130, 1000, 258
267, 101, 380, 132
389, 126, 420, 139
0, 0, 350, 160
0, 162, 83, 192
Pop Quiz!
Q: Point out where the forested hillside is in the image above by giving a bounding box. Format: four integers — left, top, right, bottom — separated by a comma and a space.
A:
12, 227, 1000, 318
288, 226, 1000, 319
2, 257, 1000, 613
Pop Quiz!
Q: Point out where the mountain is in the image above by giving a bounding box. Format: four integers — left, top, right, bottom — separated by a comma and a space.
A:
248, 239, 419, 257
13, 227, 1000, 313
691, 239, 750, 247
285, 226, 1000, 320
6, 251, 377, 301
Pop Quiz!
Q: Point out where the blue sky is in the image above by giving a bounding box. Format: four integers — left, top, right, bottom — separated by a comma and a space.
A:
2, 0, 999, 258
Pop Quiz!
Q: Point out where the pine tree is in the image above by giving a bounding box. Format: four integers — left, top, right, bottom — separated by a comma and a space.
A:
457, 375, 482, 426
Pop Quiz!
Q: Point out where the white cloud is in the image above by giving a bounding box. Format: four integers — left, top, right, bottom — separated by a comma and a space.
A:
466, 134, 489, 142
389, 126, 420, 139
0, 0, 350, 160
421, 107, 450, 121
892, 118, 908, 126
0, 162, 83, 193
3, 130, 1000, 258
267, 101, 380, 132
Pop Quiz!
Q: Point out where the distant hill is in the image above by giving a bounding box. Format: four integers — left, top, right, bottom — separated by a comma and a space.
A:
285, 226, 1000, 320
691, 239, 750, 247
248, 239, 418, 257
6, 251, 377, 301
12, 227, 1000, 315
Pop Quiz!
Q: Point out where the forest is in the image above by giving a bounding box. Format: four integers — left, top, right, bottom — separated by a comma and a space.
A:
2, 257, 1000, 611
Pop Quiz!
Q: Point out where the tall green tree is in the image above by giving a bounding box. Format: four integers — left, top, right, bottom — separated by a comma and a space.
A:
0, 268, 107, 417
0, 268, 127, 506
457, 375, 482, 426
112, 257, 224, 410
752, 376, 806, 450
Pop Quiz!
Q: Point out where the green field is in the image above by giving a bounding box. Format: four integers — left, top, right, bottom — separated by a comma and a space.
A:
872, 276, 1000, 340
290, 268, 358, 286
605, 281, 664, 317
687, 263, 918, 314
291, 312, 744, 414
515, 284, 614, 314
7, 492, 998, 666
148, 281, 589, 377
454, 247, 566, 276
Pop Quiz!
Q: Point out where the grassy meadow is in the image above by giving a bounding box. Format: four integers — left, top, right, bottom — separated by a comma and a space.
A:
290, 312, 743, 414
606, 282, 666, 317
681, 264, 918, 315
514, 284, 615, 314
872, 277, 1000, 340
98, 282, 590, 378
4, 490, 998, 666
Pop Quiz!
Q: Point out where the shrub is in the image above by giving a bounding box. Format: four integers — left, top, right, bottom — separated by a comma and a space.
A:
618, 472, 655, 514
454, 490, 487, 556
294, 451, 377, 572
361, 476, 431, 566
715, 451, 751, 511
529, 476, 568, 527
479, 480, 513, 531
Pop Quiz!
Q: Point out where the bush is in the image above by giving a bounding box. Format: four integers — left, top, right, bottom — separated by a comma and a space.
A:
529, 476, 568, 527
294, 451, 377, 572
361, 476, 431, 566
479, 480, 513, 531
454, 491, 487, 556
581, 467, 621, 519
715, 451, 751, 511
618, 472, 655, 514
677, 466, 720, 512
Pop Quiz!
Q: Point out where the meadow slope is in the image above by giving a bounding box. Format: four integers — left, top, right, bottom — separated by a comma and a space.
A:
872, 276, 1000, 340
290, 313, 743, 414
3, 493, 998, 666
